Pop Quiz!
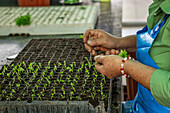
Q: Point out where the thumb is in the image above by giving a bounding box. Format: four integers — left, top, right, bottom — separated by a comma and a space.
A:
95, 63, 104, 73
87, 38, 104, 46
94, 55, 105, 64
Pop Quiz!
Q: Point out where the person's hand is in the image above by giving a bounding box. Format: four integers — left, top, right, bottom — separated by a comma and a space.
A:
94, 55, 123, 79
83, 29, 119, 56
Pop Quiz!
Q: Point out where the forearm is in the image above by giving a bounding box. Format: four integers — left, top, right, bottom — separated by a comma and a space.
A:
116, 35, 136, 51
124, 59, 156, 90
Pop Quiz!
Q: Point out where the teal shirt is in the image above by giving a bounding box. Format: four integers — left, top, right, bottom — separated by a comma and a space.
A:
148, 0, 170, 107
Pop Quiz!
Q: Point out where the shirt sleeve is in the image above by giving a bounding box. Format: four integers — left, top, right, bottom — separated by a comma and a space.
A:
150, 69, 170, 107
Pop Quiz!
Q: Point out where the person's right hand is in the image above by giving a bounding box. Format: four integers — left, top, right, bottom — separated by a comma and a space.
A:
83, 29, 119, 56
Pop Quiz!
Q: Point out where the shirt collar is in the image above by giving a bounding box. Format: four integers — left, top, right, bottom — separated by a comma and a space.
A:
160, 0, 170, 14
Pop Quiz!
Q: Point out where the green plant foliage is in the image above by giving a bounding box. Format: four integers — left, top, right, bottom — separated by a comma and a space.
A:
79, 35, 83, 39
80, 6, 86, 10
16, 13, 31, 26
0, 57, 109, 101
118, 50, 128, 58
64, 0, 79, 4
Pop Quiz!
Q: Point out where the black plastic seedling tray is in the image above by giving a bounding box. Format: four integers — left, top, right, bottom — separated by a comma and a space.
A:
0, 39, 121, 113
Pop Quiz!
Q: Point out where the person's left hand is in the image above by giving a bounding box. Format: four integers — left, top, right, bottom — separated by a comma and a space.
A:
94, 55, 123, 79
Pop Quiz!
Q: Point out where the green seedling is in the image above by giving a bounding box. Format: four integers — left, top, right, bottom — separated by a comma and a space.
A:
70, 64, 74, 72
10, 92, 13, 97
76, 96, 82, 100
60, 71, 64, 80
37, 93, 42, 100
85, 69, 90, 75
54, 64, 57, 72
12, 89, 15, 93
73, 62, 76, 67
64, 61, 67, 68
64, 0, 78, 4
79, 35, 83, 39
7, 73, 10, 78
23, 93, 26, 96
61, 85, 65, 99
75, 75, 80, 80
80, 6, 86, 10
50, 70, 54, 78
71, 82, 76, 92
35, 84, 39, 90
40, 89, 45, 97
99, 73, 106, 83
17, 97, 21, 101
32, 89, 35, 94
118, 50, 129, 58
28, 63, 34, 73
16, 13, 31, 26
27, 84, 31, 93
58, 62, 62, 67
16, 84, 20, 90
85, 57, 92, 69
31, 94, 36, 100
70, 91, 74, 100
22, 61, 26, 68
73, 78, 78, 83
2, 79, 6, 84
47, 79, 51, 86
38, 62, 41, 68
44, 83, 48, 90
47, 61, 51, 69
18, 67, 24, 73
42, 71, 46, 78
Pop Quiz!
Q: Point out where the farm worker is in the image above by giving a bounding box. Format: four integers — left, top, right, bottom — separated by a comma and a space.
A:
83, 0, 170, 112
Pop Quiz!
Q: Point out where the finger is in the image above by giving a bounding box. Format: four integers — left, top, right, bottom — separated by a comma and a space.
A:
83, 29, 95, 43
84, 44, 92, 53
94, 46, 100, 50
110, 49, 116, 55
87, 37, 104, 47
95, 63, 104, 73
92, 49, 96, 56
105, 51, 111, 55
94, 55, 105, 64
115, 50, 119, 55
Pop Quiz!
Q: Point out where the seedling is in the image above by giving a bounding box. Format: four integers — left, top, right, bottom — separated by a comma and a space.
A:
17, 97, 21, 101
70, 91, 74, 100
71, 82, 76, 92
118, 50, 129, 58
54, 64, 57, 72
47, 61, 51, 70
61, 85, 66, 99
58, 62, 62, 67
79, 35, 83, 39
80, 6, 86, 10
7, 73, 10, 78
50, 70, 54, 78
16, 84, 20, 90
0, 59, 110, 102
85, 57, 92, 69
31, 94, 36, 100
37, 94, 42, 100
16, 13, 31, 26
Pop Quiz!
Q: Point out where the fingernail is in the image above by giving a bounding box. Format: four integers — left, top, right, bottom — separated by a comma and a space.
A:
94, 55, 101, 61
87, 40, 92, 44
94, 56, 98, 61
